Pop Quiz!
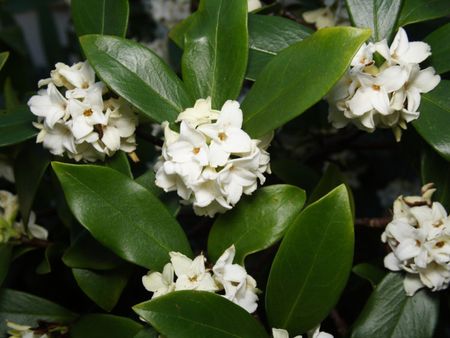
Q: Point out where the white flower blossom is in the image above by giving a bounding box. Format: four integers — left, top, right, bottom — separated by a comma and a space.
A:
155, 98, 271, 217
142, 262, 176, 298
272, 325, 333, 338
248, 0, 262, 12
303, 0, 350, 29
382, 183, 450, 295
327, 27, 441, 141
212, 245, 259, 313
7, 322, 49, 338
28, 61, 138, 162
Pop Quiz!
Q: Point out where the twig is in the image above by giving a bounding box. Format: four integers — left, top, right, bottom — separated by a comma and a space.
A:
20, 237, 52, 248
355, 217, 391, 228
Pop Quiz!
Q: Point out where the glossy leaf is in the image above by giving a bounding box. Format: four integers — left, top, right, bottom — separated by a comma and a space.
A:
424, 23, 450, 75
0, 244, 12, 286
105, 151, 132, 178
241, 27, 371, 138
71, 314, 142, 338
266, 185, 354, 333
80, 35, 193, 123
398, 0, 450, 26
72, 0, 129, 37
346, 0, 403, 41
4, 78, 20, 111
36, 244, 64, 275
421, 148, 450, 209
351, 273, 439, 338
134, 291, 269, 338
52, 162, 192, 270
0, 289, 77, 336
63, 230, 123, 270
134, 327, 159, 338
413, 81, 450, 161
182, 0, 248, 109
246, 15, 312, 81
0, 105, 38, 147
14, 143, 51, 224
0, 52, 9, 71
352, 263, 386, 288
208, 185, 306, 264
72, 266, 131, 311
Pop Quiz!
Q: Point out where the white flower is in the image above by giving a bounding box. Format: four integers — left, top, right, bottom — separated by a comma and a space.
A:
14, 212, 48, 241
212, 245, 259, 313
382, 183, 450, 295
142, 262, 176, 298
303, 0, 350, 29
248, 0, 262, 12
271, 325, 333, 338
28, 61, 138, 162
0, 190, 19, 225
327, 27, 440, 140
155, 98, 271, 217
7, 321, 48, 338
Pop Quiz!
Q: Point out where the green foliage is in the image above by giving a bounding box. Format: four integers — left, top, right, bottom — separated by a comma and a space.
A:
241, 27, 371, 138
52, 162, 192, 270
424, 23, 450, 75
0, 244, 12, 286
208, 184, 306, 264
351, 273, 439, 338
398, 0, 450, 26
352, 263, 386, 288
421, 148, 450, 209
0, 106, 38, 147
0, 52, 9, 71
134, 291, 269, 338
266, 185, 354, 334
72, 0, 129, 37
71, 314, 143, 338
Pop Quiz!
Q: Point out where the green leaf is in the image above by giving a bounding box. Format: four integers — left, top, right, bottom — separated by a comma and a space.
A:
63, 230, 123, 270
133, 291, 269, 338
14, 143, 51, 224
0, 289, 77, 336
424, 23, 450, 75
0, 245, 12, 286
80, 35, 193, 123
352, 263, 386, 288
346, 0, 403, 41
133, 327, 159, 338
71, 314, 142, 338
398, 0, 450, 26
72, 0, 129, 37
181, 0, 248, 109
36, 243, 65, 275
52, 162, 192, 269
246, 14, 312, 81
105, 151, 132, 178
242, 27, 371, 138
351, 273, 439, 338
4, 78, 20, 111
413, 81, 450, 161
0, 52, 9, 71
266, 185, 354, 333
271, 159, 320, 194
135, 170, 161, 197
0, 105, 38, 147
208, 185, 306, 264
72, 266, 131, 311
421, 147, 450, 209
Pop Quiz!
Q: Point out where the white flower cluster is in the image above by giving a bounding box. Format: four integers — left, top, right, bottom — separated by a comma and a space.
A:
7, 322, 48, 338
0, 190, 47, 244
155, 98, 271, 217
327, 28, 441, 141
142, 245, 259, 313
28, 61, 138, 162
272, 325, 333, 338
382, 183, 450, 296
303, 0, 350, 29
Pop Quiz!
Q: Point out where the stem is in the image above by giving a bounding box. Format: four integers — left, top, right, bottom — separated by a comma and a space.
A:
355, 217, 391, 228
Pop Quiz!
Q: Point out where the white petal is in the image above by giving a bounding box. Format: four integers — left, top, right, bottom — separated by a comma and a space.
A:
209, 141, 229, 167
384, 252, 402, 271
402, 42, 431, 64
404, 273, 424, 296
218, 100, 243, 128
170, 252, 193, 277
411, 67, 441, 93
347, 89, 374, 116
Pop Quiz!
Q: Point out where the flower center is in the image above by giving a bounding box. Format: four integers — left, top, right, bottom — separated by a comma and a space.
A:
415, 240, 421, 246
372, 84, 381, 91
193, 147, 201, 155
218, 132, 227, 141
435, 241, 445, 248
83, 109, 93, 117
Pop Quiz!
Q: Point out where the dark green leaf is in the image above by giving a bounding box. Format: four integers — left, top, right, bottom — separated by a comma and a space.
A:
71, 314, 142, 338
424, 23, 450, 75
182, 0, 248, 109
0, 105, 37, 147
135, 170, 161, 197
105, 151, 132, 178
80, 35, 193, 123
52, 162, 192, 269
351, 273, 439, 338
346, 0, 403, 41
421, 147, 450, 209
133, 291, 269, 338
242, 27, 371, 138
63, 230, 123, 270
72, 0, 129, 37
208, 185, 306, 264
266, 185, 354, 333
352, 263, 386, 288
247, 14, 312, 81
413, 81, 450, 161
36, 243, 65, 275
0, 245, 12, 286
398, 0, 450, 26
133, 327, 159, 338
72, 266, 131, 311
14, 143, 51, 224
0, 289, 77, 336
4, 78, 19, 112
0, 52, 9, 71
